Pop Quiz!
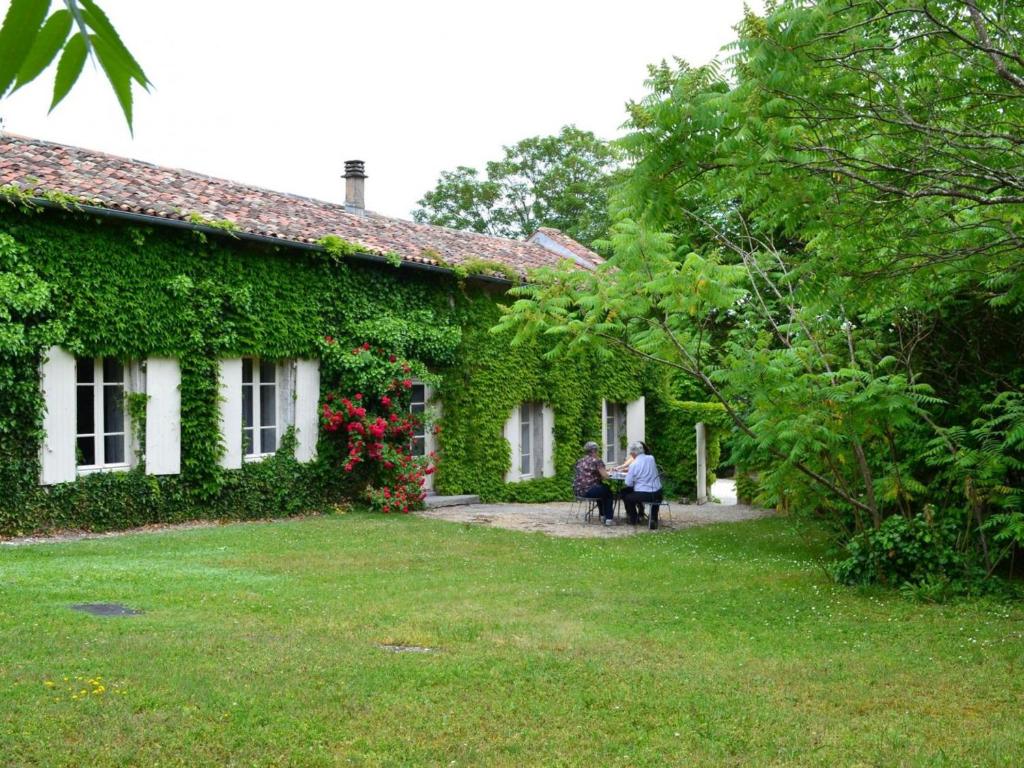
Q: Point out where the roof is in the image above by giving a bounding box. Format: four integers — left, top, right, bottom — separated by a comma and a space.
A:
0, 134, 603, 278
528, 227, 605, 268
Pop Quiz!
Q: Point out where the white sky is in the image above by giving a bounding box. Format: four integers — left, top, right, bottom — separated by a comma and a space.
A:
1, 1, 761, 220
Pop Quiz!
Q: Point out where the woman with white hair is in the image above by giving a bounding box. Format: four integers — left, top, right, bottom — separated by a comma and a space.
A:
573, 440, 614, 526
622, 441, 663, 528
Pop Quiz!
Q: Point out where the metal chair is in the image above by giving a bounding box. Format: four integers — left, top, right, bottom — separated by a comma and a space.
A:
641, 497, 673, 528
570, 495, 600, 523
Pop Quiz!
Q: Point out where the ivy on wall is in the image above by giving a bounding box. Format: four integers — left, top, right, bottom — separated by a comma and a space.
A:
0, 204, 716, 535
646, 389, 726, 498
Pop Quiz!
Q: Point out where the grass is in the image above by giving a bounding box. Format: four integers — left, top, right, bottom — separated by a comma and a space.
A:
1, 512, 1022, 767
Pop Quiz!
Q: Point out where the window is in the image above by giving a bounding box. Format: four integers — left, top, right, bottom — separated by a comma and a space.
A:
604, 401, 626, 465
76, 357, 128, 468
503, 402, 554, 483
520, 401, 538, 477
409, 383, 427, 457
242, 358, 278, 457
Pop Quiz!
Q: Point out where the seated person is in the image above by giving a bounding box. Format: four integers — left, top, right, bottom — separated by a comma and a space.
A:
611, 441, 650, 473
621, 441, 663, 528
573, 441, 615, 526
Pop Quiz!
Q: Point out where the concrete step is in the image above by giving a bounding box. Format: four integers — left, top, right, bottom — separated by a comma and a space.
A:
423, 494, 480, 509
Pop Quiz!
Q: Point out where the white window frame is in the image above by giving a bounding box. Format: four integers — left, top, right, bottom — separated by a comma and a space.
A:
409, 382, 429, 458
604, 401, 627, 466
504, 401, 555, 483
408, 381, 438, 491
242, 357, 279, 460
519, 401, 537, 479
75, 356, 132, 473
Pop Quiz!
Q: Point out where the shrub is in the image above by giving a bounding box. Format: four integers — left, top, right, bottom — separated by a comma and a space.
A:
831, 511, 965, 588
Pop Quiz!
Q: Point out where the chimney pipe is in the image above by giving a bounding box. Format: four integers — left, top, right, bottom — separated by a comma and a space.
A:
343, 160, 366, 214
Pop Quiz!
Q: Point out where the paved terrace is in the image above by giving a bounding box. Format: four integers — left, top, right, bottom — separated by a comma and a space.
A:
416, 480, 773, 538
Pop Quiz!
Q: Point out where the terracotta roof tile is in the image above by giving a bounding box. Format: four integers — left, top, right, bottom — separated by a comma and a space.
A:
0, 134, 596, 279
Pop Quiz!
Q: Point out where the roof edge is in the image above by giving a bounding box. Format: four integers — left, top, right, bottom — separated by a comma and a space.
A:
6, 193, 516, 286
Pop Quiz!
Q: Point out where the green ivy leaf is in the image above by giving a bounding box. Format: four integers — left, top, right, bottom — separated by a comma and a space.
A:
48, 30, 87, 112
13, 9, 73, 93
0, 0, 50, 96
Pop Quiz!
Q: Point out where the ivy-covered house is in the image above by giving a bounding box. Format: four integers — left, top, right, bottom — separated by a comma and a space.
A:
0, 135, 708, 536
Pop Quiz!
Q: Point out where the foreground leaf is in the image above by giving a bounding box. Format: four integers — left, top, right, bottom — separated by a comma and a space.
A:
13, 9, 73, 92
48, 30, 87, 112
0, 0, 50, 96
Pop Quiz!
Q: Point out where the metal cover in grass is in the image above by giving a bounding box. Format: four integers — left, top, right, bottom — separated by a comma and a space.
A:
70, 603, 142, 617
378, 643, 435, 653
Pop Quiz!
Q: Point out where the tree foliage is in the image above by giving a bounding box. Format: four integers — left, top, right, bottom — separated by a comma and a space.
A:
499, 0, 1024, 591
0, 0, 149, 131
413, 125, 620, 247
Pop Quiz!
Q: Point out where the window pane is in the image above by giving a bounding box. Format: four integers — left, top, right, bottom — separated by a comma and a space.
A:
410, 402, 425, 415
259, 360, 276, 383
104, 434, 125, 465
242, 384, 254, 429
411, 384, 425, 405
243, 427, 254, 456
103, 384, 125, 435
77, 385, 94, 435
412, 436, 425, 457
242, 358, 253, 384
260, 384, 276, 426
103, 358, 124, 383
260, 426, 277, 454
76, 358, 94, 384
77, 436, 95, 466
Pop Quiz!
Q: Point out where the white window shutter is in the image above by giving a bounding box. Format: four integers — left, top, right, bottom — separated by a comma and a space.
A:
145, 358, 181, 475
423, 385, 439, 491
601, 399, 609, 462
39, 346, 76, 485
218, 358, 243, 469
503, 405, 520, 483
423, 384, 439, 457
126, 362, 145, 468
293, 359, 320, 463
541, 404, 555, 478
277, 360, 296, 430
626, 396, 646, 446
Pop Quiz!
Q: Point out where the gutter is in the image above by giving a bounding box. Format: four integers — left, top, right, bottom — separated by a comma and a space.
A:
20, 196, 515, 287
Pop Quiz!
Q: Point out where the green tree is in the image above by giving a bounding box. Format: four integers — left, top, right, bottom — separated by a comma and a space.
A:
0, 0, 149, 131
413, 125, 620, 247
498, 0, 1024, 588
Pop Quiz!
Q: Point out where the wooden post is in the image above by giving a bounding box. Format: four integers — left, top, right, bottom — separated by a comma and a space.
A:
696, 421, 707, 504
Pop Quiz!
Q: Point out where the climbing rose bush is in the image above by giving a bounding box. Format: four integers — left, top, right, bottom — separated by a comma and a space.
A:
320, 342, 436, 513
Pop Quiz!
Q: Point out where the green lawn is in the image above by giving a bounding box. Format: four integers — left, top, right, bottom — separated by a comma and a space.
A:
1, 513, 1022, 767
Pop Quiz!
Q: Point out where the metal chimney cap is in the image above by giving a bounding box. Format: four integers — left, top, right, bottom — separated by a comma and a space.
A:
344, 160, 366, 179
